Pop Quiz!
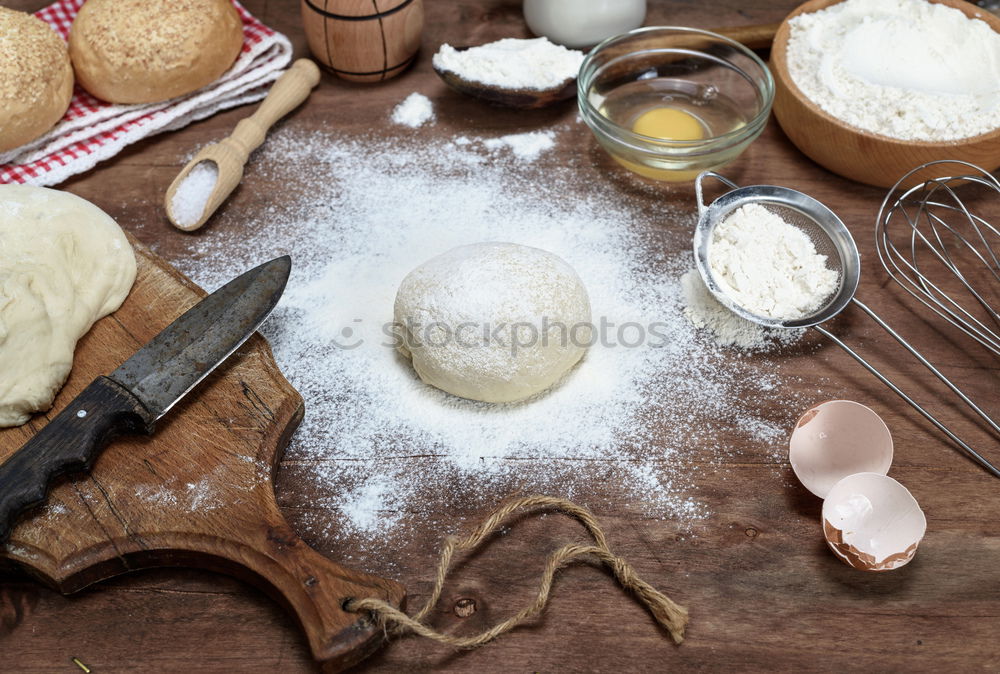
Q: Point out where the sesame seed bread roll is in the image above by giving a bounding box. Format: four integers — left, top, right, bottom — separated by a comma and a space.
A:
0, 8, 74, 154
69, 0, 244, 104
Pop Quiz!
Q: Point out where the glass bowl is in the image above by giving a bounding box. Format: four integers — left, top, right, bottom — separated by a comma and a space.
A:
578, 27, 775, 182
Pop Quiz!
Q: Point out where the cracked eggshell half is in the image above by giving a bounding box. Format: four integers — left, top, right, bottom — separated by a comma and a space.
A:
822, 472, 926, 572
789, 400, 893, 498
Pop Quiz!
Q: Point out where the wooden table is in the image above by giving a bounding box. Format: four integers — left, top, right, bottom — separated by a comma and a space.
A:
3, 1, 999, 671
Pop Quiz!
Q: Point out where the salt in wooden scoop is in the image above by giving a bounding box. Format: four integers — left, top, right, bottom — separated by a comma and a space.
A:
166, 59, 321, 231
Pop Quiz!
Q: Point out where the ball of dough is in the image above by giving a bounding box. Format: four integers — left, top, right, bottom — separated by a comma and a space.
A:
394, 242, 592, 403
69, 0, 243, 104
0, 7, 74, 154
0, 186, 136, 427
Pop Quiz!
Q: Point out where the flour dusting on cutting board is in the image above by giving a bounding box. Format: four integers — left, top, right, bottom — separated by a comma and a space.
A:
170, 126, 813, 555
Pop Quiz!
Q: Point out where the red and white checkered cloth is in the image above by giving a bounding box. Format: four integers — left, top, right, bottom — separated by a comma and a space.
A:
0, 0, 292, 186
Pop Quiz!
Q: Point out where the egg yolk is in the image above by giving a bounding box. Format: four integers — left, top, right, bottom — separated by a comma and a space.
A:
611, 106, 706, 181
631, 107, 704, 141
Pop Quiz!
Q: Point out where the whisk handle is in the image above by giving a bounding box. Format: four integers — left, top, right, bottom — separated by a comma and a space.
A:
811, 324, 1000, 479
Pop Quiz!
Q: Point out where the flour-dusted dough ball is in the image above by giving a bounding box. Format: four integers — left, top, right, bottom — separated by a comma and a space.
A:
0, 186, 137, 427
69, 0, 244, 104
0, 7, 74, 154
394, 242, 592, 403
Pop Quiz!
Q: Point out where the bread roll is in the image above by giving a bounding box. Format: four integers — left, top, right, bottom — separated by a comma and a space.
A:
69, 0, 244, 104
0, 8, 74, 154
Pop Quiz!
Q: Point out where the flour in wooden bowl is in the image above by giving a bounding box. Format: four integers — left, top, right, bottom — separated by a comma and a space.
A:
170, 126, 815, 556
786, 0, 1000, 141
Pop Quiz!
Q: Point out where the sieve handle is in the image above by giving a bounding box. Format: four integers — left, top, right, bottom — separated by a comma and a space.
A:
851, 298, 1000, 438
694, 171, 741, 218
812, 323, 1000, 479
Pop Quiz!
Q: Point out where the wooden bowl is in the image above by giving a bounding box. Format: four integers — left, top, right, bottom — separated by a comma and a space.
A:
432, 44, 576, 110
771, 0, 1000, 188
434, 59, 576, 110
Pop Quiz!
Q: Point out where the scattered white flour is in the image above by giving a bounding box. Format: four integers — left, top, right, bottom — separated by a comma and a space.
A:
170, 160, 217, 227
482, 130, 555, 160
391, 92, 435, 128
340, 476, 402, 533
708, 203, 839, 320
787, 0, 1000, 141
450, 131, 555, 161
681, 270, 805, 350
169, 128, 812, 550
433, 37, 584, 90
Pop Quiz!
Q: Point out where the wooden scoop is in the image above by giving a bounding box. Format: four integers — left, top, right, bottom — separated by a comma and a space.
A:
432, 46, 578, 110
433, 23, 780, 109
166, 59, 321, 232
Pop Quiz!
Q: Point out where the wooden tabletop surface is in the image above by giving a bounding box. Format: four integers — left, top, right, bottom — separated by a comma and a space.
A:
3, 1, 999, 671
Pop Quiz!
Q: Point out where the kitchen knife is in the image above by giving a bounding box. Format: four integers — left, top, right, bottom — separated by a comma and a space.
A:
0, 255, 291, 543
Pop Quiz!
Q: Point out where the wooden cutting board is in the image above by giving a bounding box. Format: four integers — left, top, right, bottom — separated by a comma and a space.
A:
0, 236, 404, 672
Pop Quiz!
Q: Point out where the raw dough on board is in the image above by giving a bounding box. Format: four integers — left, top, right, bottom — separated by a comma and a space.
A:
0, 185, 136, 427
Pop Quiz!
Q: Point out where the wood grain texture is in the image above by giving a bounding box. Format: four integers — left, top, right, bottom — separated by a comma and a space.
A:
0, 239, 404, 671
3, 0, 1000, 672
771, 0, 1000, 188
713, 22, 780, 51
301, 0, 424, 82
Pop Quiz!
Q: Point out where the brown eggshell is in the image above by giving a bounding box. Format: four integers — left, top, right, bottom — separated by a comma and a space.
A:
789, 400, 893, 498
822, 472, 926, 571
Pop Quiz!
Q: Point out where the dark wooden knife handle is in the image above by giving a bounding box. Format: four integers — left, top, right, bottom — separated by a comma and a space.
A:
0, 376, 153, 543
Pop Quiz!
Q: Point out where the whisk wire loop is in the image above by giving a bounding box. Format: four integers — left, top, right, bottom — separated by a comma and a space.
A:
694, 166, 1000, 479
876, 161, 1000, 357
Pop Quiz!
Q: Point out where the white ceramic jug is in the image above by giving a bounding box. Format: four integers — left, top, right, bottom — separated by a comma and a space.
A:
523, 0, 646, 49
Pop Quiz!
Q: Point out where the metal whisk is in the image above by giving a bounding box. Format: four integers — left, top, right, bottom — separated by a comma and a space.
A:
876, 160, 1000, 357
693, 169, 1000, 478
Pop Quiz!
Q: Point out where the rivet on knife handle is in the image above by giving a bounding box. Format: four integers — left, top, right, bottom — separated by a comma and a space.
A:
0, 376, 153, 543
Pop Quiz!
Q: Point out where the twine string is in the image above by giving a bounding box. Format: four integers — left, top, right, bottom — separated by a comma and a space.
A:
345, 495, 689, 648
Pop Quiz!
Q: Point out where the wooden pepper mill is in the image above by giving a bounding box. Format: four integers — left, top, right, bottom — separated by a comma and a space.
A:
301, 0, 424, 82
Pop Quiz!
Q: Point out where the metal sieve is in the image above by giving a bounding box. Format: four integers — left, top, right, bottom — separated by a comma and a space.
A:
693, 171, 1000, 479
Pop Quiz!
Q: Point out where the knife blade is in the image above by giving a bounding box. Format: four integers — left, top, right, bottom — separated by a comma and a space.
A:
0, 255, 291, 543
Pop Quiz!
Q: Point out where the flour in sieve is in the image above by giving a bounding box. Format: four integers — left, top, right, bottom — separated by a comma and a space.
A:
708, 203, 839, 320
170, 127, 810, 550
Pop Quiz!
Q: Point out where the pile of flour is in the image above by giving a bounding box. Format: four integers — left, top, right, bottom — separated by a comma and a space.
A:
391, 92, 435, 128
168, 127, 813, 555
786, 0, 1000, 141
680, 270, 805, 349
708, 203, 839, 320
479, 130, 555, 160
433, 37, 584, 90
